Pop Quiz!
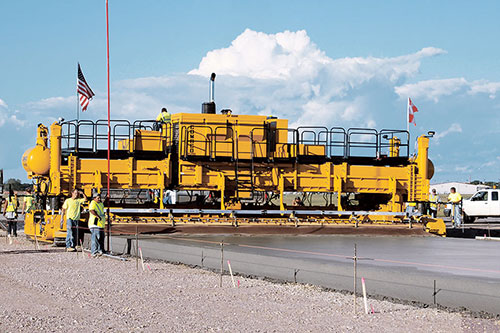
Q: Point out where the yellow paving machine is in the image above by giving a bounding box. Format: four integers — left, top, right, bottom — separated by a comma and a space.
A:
22, 75, 445, 243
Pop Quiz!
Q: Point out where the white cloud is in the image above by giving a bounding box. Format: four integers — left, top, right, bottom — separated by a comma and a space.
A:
185, 29, 447, 129
0, 99, 26, 128
455, 165, 472, 173
395, 78, 500, 102
26, 96, 75, 109
190, 29, 445, 87
482, 160, 497, 168
434, 123, 462, 140
468, 81, 500, 99
395, 78, 468, 102
189, 29, 330, 80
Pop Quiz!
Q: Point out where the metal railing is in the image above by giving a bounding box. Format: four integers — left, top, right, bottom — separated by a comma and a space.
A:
60, 119, 410, 161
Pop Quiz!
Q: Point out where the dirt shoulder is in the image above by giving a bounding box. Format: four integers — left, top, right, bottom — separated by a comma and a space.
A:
0, 234, 498, 332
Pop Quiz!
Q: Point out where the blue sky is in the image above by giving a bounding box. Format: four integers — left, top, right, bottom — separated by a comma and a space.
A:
1, 1, 499, 183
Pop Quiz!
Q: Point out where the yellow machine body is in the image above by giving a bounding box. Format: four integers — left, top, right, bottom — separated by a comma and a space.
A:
22, 125, 51, 176
23, 111, 446, 243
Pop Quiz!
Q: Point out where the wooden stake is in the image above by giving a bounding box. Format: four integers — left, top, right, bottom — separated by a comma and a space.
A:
362, 277, 368, 314
353, 243, 357, 315
136, 226, 139, 271
227, 260, 236, 288
33, 220, 40, 251
80, 239, 85, 259
139, 247, 145, 271
219, 241, 224, 287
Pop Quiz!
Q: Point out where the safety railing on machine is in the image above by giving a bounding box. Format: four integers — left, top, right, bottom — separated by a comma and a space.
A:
157, 121, 410, 162
60, 119, 174, 156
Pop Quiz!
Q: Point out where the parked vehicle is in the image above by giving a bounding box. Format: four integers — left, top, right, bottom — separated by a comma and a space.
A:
462, 189, 500, 223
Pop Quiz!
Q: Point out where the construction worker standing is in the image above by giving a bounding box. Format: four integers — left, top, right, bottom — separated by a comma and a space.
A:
2, 188, 19, 242
88, 193, 106, 257
428, 188, 439, 218
447, 187, 462, 228
155, 107, 171, 130
61, 189, 88, 251
22, 188, 34, 214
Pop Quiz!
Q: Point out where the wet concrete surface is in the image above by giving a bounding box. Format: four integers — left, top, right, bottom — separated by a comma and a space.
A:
110, 233, 500, 315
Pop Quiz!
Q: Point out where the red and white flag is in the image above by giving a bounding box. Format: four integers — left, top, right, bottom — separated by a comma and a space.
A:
77, 63, 95, 111
408, 97, 418, 126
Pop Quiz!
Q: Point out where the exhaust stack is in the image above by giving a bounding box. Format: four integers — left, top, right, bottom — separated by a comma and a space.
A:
210, 72, 216, 102
202, 72, 216, 114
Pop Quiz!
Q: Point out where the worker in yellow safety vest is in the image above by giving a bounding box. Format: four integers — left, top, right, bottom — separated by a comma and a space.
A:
428, 188, 439, 218
88, 193, 106, 257
61, 189, 88, 251
447, 187, 462, 228
22, 188, 34, 214
2, 189, 19, 241
155, 107, 171, 131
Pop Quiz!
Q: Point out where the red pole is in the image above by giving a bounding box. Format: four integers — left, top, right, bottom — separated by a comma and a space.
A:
106, 0, 111, 252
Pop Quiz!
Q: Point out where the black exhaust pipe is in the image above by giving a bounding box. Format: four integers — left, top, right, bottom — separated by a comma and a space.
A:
202, 72, 216, 114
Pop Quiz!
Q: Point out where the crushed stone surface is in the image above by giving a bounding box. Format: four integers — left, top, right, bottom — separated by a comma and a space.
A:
0, 234, 499, 332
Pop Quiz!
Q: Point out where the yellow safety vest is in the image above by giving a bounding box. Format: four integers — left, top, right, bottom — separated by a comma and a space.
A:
429, 194, 438, 209
448, 192, 462, 204
88, 200, 105, 228
156, 112, 171, 123
62, 198, 86, 221
24, 195, 34, 212
6, 197, 17, 212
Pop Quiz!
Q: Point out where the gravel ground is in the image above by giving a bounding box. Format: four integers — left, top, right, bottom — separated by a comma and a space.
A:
0, 233, 499, 332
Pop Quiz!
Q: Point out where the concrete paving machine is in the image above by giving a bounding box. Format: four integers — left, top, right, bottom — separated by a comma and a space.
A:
21, 75, 446, 243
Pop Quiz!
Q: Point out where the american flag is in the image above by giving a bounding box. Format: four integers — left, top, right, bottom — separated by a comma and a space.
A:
77, 63, 95, 111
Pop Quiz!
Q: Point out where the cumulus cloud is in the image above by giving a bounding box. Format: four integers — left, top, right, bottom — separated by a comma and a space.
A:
186, 29, 447, 129
189, 29, 329, 80
190, 30, 445, 84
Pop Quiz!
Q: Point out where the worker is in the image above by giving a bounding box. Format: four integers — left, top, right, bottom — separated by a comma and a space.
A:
155, 107, 171, 130
428, 188, 439, 218
292, 197, 304, 207
22, 188, 34, 214
88, 193, 106, 257
61, 189, 88, 252
163, 189, 177, 205
2, 188, 19, 243
447, 187, 462, 228
405, 201, 417, 215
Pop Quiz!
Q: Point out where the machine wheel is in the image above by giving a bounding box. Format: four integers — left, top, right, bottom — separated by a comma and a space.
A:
463, 213, 475, 224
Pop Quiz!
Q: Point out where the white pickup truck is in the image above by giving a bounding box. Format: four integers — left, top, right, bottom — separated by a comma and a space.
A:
462, 188, 500, 223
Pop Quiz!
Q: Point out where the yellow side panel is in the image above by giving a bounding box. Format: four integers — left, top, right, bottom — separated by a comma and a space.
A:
298, 144, 325, 156
134, 130, 164, 151
117, 139, 131, 150
60, 158, 170, 191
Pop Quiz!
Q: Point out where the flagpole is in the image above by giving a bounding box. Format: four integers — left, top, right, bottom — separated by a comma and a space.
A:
106, 0, 111, 253
406, 97, 410, 135
76, 63, 80, 122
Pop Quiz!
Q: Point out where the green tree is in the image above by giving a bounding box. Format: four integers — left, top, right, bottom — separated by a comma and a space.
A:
4, 178, 24, 191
